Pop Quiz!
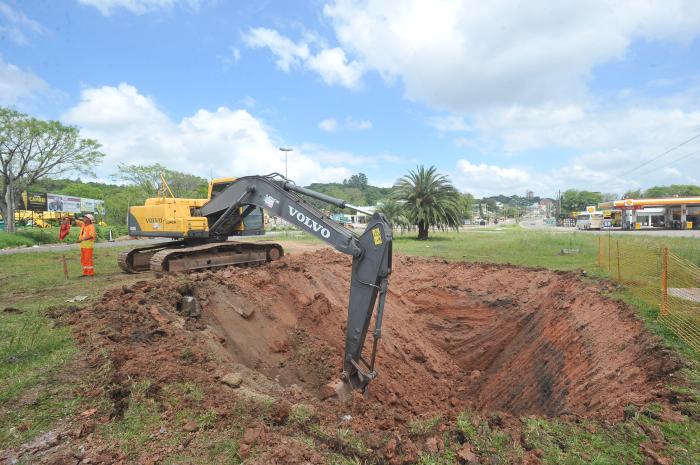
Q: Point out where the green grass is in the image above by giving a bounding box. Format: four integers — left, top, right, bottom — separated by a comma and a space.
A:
0, 225, 129, 249
408, 415, 443, 436
1, 225, 699, 463
392, 226, 700, 269
0, 247, 128, 294
0, 246, 145, 449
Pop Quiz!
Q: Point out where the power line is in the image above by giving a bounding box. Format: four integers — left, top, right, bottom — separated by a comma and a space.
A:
635, 148, 700, 177
617, 131, 700, 178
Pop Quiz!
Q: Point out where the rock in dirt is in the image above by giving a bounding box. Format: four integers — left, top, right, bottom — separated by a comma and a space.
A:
270, 400, 291, 425
228, 301, 254, 319
180, 296, 201, 317
318, 383, 338, 400
182, 420, 199, 432
221, 372, 243, 388
457, 444, 478, 463
239, 425, 264, 458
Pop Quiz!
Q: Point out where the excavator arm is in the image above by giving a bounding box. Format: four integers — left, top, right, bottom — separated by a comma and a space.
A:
200, 174, 392, 393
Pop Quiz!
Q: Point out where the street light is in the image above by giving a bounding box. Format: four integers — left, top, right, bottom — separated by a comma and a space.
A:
279, 147, 293, 179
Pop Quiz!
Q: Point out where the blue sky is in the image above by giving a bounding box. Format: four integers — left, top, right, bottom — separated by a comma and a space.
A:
2, 0, 700, 197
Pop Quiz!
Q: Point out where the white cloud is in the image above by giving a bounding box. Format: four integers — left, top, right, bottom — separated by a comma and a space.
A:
323, 0, 700, 112
306, 47, 364, 88
0, 1, 47, 45
242, 27, 363, 89
471, 102, 700, 154
455, 159, 542, 197
344, 117, 372, 131
62, 83, 353, 184
77, 0, 200, 16
319, 116, 372, 132
319, 118, 338, 132
454, 137, 700, 197
427, 115, 470, 132
230, 47, 241, 62
242, 27, 309, 71
0, 55, 48, 105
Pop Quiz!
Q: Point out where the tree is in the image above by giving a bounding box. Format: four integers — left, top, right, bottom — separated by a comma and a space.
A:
560, 189, 603, 215
343, 172, 368, 188
644, 184, 700, 198
459, 193, 474, 220
60, 182, 104, 199
393, 165, 461, 240
113, 163, 208, 198
622, 189, 642, 199
0, 108, 103, 232
376, 198, 410, 230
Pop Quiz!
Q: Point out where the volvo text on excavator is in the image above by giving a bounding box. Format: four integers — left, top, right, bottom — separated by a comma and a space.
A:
120, 174, 393, 395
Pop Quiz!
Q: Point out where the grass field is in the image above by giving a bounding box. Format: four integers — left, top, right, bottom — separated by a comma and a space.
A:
0, 225, 129, 249
1, 226, 699, 463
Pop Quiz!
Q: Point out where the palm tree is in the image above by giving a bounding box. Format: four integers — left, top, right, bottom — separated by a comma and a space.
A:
393, 165, 461, 240
376, 198, 410, 231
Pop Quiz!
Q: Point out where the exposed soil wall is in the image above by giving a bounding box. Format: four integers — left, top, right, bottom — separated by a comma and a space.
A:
71, 250, 680, 424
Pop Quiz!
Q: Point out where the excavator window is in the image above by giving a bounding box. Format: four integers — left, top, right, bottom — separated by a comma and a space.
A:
242, 208, 264, 231
210, 182, 232, 200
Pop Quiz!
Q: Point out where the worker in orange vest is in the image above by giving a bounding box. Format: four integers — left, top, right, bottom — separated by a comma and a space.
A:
77, 214, 96, 277
59, 216, 72, 241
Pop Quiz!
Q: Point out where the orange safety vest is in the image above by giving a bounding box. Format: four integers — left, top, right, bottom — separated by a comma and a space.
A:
79, 223, 96, 249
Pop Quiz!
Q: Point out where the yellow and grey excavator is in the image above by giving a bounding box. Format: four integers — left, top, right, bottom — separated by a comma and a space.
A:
118, 175, 283, 273
120, 173, 393, 395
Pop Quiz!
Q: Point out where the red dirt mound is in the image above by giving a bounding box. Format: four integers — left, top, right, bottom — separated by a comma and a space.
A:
70, 250, 680, 424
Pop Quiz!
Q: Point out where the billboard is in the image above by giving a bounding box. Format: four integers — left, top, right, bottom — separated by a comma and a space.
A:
19, 192, 47, 212
47, 194, 82, 213
80, 198, 95, 212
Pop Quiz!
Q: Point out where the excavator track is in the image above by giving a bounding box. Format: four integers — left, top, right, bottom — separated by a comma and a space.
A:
149, 241, 283, 273
118, 240, 186, 273
118, 240, 283, 273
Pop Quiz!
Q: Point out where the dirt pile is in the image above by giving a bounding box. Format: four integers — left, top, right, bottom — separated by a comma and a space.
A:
69, 250, 679, 424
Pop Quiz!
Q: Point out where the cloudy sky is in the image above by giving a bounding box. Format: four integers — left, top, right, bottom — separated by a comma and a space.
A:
2, 0, 700, 197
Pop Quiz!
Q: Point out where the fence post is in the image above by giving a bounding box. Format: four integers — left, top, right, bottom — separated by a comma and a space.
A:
616, 239, 622, 282
661, 246, 669, 316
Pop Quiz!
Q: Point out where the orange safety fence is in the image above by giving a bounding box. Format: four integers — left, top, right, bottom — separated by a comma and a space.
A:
598, 235, 700, 353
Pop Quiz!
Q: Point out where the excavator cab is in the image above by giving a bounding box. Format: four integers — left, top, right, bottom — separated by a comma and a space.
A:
209, 178, 264, 236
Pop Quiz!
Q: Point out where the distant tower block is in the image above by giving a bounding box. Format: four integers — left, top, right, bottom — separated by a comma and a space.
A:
526, 190, 534, 200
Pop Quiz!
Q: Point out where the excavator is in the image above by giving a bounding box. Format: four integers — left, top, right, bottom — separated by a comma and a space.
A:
120, 173, 392, 396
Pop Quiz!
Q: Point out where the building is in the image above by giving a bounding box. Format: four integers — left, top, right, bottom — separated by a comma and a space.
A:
598, 196, 700, 229
526, 190, 534, 200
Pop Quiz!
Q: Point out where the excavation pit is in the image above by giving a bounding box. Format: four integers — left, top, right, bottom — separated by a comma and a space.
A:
77, 250, 681, 423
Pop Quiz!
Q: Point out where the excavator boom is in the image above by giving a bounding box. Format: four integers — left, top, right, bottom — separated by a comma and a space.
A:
200, 174, 393, 393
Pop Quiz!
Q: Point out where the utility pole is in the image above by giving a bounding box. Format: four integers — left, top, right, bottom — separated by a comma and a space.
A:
279, 147, 293, 179
7, 166, 14, 233
558, 189, 562, 218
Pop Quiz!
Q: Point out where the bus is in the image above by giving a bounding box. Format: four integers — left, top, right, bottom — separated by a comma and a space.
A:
576, 212, 604, 230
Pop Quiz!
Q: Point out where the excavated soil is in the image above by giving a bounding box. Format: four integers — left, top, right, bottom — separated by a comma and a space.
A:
69, 250, 680, 425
